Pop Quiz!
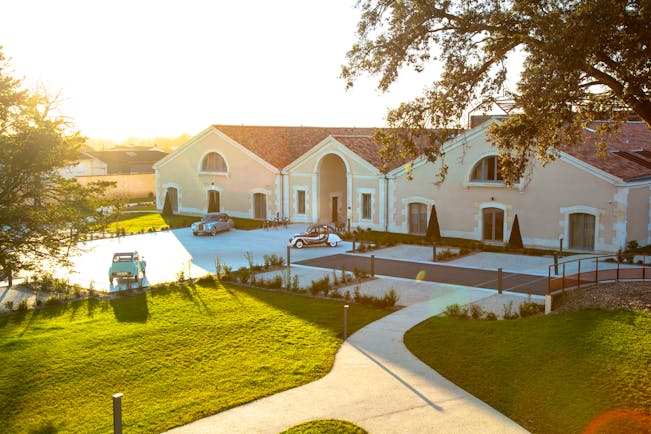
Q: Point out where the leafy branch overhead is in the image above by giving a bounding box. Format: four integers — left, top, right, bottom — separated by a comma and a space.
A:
342, 0, 651, 183
0, 47, 112, 275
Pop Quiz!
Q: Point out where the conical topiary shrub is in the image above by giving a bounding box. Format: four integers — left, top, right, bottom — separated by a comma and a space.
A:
425, 205, 441, 241
508, 214, 523, 249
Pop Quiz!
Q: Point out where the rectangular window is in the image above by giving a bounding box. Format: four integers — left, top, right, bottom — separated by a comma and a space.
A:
297, 190, 306, 214
362, 193, 372, 220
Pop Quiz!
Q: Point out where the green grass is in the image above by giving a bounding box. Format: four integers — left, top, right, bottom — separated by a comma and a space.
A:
404, 309, 651, 434
281, 419, 367, 433
344, 230, 576, 257
108, 213, 265, 234
231, 216, 266, 230
0, 283, 390, 434
109, 212, 200, 234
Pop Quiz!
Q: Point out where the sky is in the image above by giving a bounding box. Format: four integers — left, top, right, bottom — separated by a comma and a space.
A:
0, 0, 444, 142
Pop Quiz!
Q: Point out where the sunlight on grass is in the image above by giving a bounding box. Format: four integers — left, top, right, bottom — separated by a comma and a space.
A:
109, 212, 199, 234
404, 310, 651, 434
0, 283, 389, 433
281, 419, 367, 433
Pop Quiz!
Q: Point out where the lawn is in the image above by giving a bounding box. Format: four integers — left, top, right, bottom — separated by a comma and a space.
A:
110, 212, 200, 234
281, 419, 367, 433
0, 283, 390, 433
404, 309, 651, 433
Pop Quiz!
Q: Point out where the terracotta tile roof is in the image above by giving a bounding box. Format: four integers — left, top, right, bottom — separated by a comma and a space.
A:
212, 125, 438, 171
562, 122, 651, 181
212, 125, 380, 169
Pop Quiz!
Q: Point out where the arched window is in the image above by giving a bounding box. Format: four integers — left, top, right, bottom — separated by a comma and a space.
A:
471, 156, 503, 182
201, 152, 227, 173
408, 203, 427, 235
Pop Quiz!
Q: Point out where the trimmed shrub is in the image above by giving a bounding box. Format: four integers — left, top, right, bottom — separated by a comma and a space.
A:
502, 301, 519, 320
485, 312, 498, 320
519, 302, 544, 318
468, 303, 484, 319
443, 303, 468, 318
17, 300, 29, 313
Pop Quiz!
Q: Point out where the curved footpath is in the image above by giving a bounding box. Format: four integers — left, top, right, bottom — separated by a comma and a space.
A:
166, 283, 529, 434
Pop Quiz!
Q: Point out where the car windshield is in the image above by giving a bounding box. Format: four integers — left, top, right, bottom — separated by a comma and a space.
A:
113, 253, 134, 262
204, 214, 221, 222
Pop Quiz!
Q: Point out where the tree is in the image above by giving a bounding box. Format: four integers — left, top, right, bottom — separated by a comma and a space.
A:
342, 0, 651, 182
0, 48, 111, 280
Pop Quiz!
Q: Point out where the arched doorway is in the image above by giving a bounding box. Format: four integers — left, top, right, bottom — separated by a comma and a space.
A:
162, 187, 178, 215
317, 154, 347, 224
482, 207, 504, 242
208, 190, 220, 213
569, 212, 595, 250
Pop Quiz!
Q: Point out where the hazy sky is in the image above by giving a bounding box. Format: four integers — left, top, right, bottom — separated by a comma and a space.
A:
0, 0, 442, 141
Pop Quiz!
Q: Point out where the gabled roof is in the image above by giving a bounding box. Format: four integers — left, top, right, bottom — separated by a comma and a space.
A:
212, 125, 380, 169
562, 122, 651, 181
212, 125, 438, 171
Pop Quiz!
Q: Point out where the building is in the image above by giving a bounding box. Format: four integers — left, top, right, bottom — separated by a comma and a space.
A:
154, 120, 651, 252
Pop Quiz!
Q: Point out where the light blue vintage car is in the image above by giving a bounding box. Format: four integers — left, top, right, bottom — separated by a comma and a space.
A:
109, 251, 146, 285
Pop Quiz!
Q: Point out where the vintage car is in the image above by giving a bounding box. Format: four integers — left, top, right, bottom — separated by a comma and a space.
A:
109, 251, 146, 285
191, 212, 234, 236
288, 224, 342, 249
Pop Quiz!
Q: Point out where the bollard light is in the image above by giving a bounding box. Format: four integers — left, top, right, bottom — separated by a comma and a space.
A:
343, 305, 349, 340
113, 393, 123, 434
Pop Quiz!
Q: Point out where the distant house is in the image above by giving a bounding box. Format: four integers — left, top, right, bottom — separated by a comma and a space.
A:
154, 120, 651, 252
83, 150, 168, 175
62, 149, 168, 178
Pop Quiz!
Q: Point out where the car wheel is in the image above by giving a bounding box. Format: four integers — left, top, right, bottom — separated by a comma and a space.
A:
193, 232, 198, 236
211, 226, 218, 236
329, 241, 338, 247
295, 240, 305, 249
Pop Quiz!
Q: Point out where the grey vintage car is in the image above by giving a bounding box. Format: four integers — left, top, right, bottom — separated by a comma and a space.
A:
191, 212, 234, 236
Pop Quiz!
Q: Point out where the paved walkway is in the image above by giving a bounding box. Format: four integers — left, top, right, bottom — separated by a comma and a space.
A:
166, 284, 529, 434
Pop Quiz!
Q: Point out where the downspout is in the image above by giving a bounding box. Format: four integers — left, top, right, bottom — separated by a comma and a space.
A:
384, 174, 389, 232
280, 170, 285, 220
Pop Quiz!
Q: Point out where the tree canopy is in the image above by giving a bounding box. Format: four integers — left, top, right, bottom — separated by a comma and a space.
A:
342, 0, 651, 182
0, 48, 110, 278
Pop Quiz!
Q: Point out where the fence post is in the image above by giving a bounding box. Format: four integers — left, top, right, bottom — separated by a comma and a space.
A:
113, 393, 123, 434
352, 237, 356, 253
370, 255, 375, 277
497, 268, 503, 294
286, 245, 291, 289
343, 305, 349, 340
554, 253, 559, 275
562, 263, 566, 292
432, 243, 437, 262
547, 266, 551, 294
577, 260, 581, 288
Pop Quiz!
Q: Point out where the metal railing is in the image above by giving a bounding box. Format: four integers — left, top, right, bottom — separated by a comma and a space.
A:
547, 253, 651, 295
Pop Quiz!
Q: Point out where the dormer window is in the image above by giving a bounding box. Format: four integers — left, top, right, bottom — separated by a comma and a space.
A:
470, 156, 503, 182
201, 152, 227, 173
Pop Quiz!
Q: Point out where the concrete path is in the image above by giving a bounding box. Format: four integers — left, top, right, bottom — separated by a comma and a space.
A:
166, 284, 529, 434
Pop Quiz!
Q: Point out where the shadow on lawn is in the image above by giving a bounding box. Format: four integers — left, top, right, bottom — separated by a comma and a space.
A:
238, 284, 388, 340
110, 292, 149, 323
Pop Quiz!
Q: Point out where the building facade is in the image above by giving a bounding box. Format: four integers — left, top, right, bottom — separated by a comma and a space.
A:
154, 120, 651, 252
